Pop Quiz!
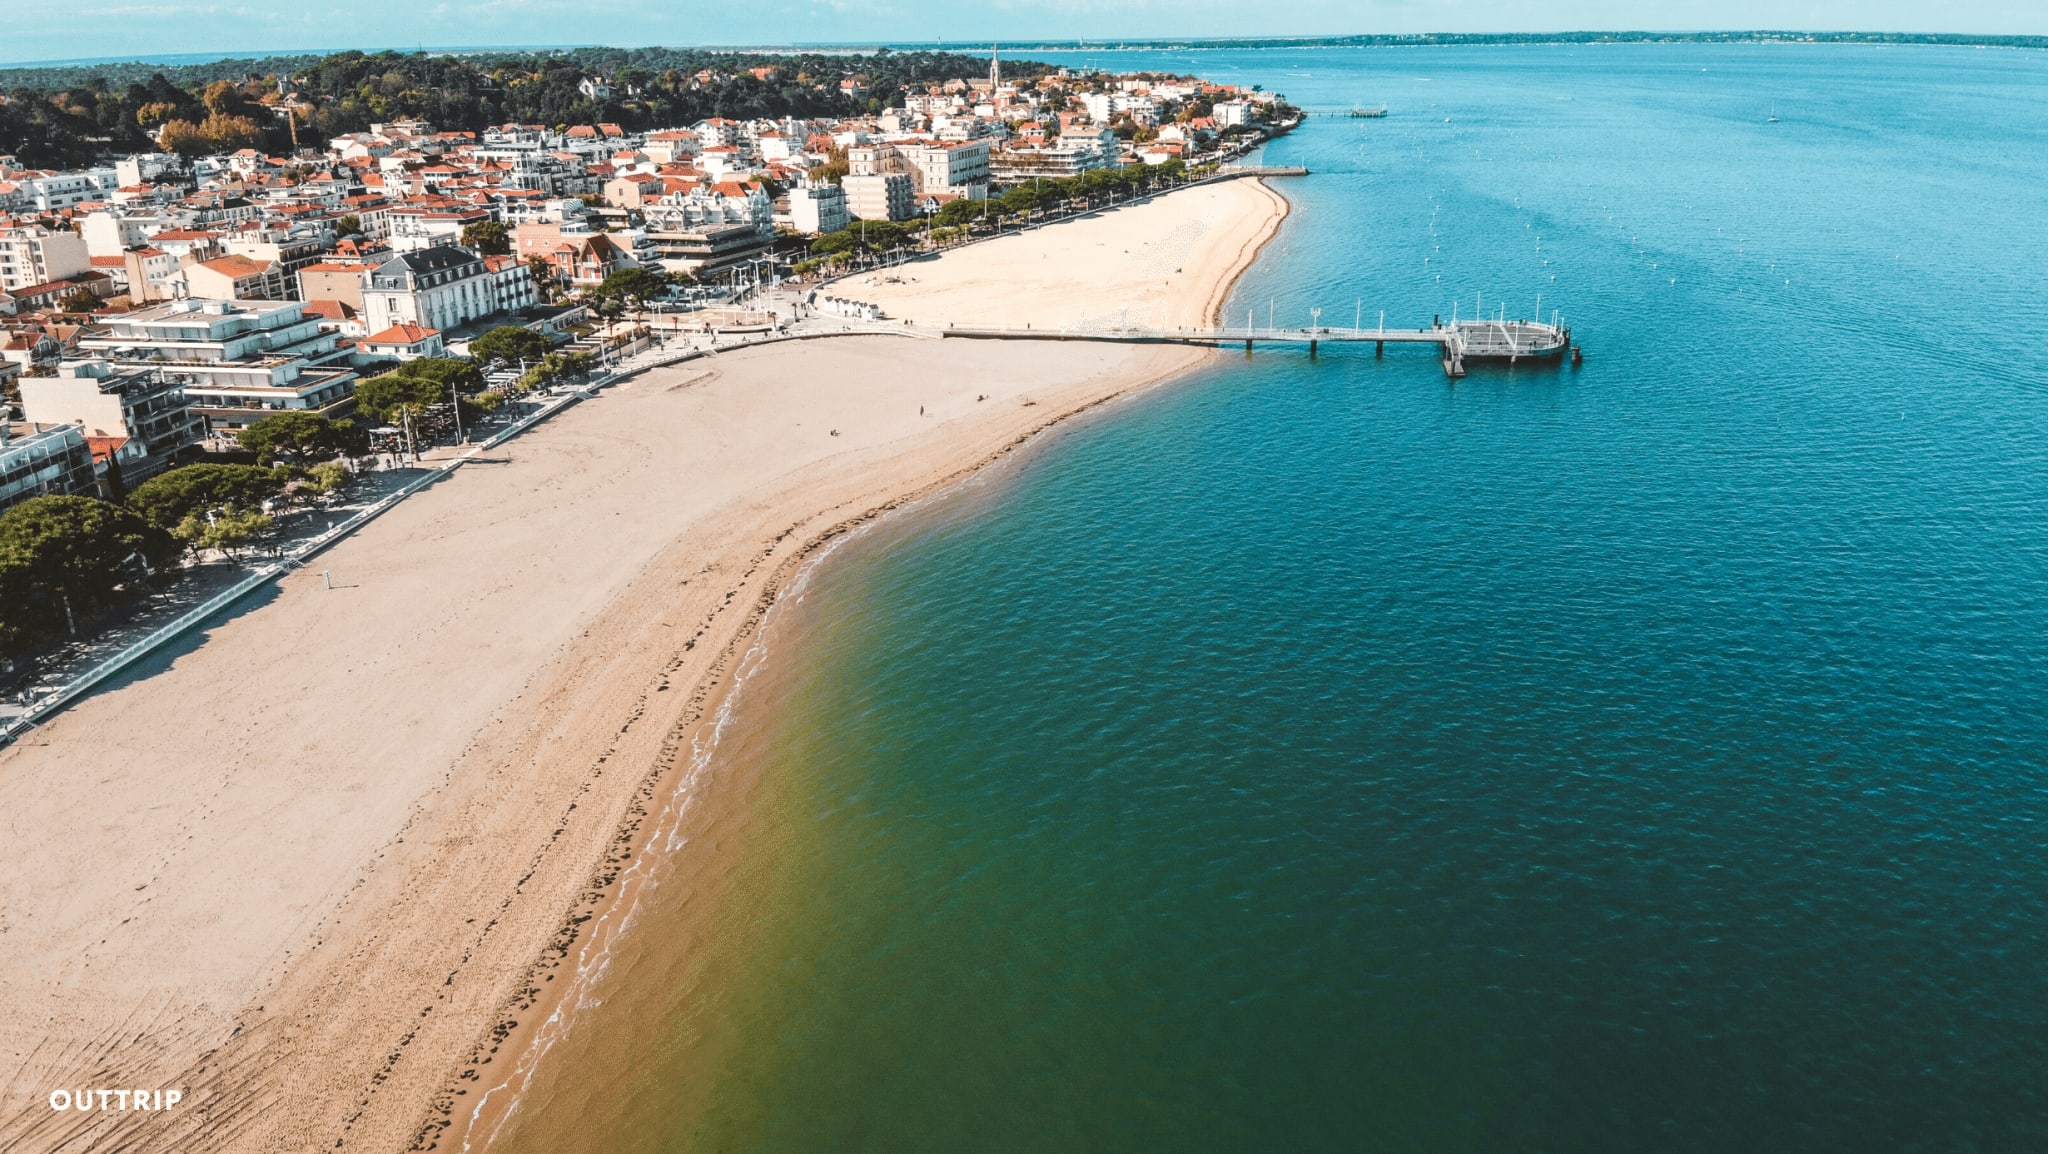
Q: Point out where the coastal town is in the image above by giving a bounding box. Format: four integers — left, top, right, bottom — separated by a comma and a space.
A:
0, 47, 1297, 702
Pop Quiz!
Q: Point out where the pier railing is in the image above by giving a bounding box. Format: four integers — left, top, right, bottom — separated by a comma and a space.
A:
939, 318, 1566, 367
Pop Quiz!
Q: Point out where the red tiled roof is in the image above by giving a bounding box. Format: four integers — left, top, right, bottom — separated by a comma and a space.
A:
361, 322, 440, 345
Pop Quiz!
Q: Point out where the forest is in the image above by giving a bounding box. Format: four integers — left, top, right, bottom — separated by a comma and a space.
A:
0, 47, 1046, 167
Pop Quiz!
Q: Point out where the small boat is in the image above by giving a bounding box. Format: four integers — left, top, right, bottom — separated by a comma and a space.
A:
1766, 104, 1779, 123
1350, 105, 1388, 118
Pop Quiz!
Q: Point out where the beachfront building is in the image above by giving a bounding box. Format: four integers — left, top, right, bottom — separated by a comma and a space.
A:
78, 299, 359, 432
0, 423, 97, 512
18, 360, 203, 481
842, 173, 915, 222
897, 139, 992, 201
786, 181, 850, 235
358, 322, 445, 360
361, 245, 493, 334
637, 182, 775, 273
989, 137, 1122, 185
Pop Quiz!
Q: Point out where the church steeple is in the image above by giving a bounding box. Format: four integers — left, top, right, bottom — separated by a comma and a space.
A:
989, 45, 1001, 91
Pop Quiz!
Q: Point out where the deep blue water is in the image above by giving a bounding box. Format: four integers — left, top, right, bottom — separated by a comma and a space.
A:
541, 44, 2048, 1152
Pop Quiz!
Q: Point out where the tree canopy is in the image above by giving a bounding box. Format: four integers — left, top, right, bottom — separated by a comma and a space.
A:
125, 463, 290, 532
0, 496, 176, 652
0, 47, 1049, 167
56, 289, 102, 314
353, 358, 485, 422
469, 325, 553, 367
236, 412, 368, 463
461, 220, 511, 257
590, 266, 668, 305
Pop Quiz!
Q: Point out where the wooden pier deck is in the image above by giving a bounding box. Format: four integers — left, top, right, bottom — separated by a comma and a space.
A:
939, 318, 1571, 378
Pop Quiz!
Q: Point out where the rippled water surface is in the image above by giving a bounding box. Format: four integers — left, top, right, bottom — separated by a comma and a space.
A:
533, 44, 2048, 1152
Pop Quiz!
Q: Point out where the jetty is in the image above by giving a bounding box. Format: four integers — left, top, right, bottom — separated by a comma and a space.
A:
1208, 164, 1311, 179
940, 315, 1572, 378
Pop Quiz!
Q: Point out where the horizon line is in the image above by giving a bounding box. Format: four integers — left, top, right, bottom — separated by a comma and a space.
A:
4, 29, 2046, 72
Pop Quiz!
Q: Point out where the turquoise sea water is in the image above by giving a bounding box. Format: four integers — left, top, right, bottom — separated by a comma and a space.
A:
536, 45, 2048, 1152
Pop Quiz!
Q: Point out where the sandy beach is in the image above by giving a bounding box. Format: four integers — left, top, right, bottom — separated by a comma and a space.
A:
0, 175, 1286, 1153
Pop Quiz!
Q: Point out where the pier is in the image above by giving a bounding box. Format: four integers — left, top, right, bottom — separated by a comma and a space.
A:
1207, 164, 1312, 179
940, 316, 1571, 378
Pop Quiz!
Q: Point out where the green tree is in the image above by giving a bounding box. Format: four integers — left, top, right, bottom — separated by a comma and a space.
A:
353, 359, 482, 422
526, 254, 562, 302
126, 463, 289, 532
469, 325, 552, 367
592, 266, 668, 306
178, 508, 271, 556
56, 289, 101, 313
392, 357, 484, 394
335, 214, 362, 237
296, 461, 353, 498
461, 219, 511, 256
515, 351, 596, 393
935, 197, 989, 227
0, 496, 176, 649
352, 372, 449, 423
236, 412, 367, 463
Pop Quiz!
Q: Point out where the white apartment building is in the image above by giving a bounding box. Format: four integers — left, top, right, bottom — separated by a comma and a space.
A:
18, 168, 119, 211
484, 255, 540, 314
842, 173, 915, 222
787, 182, 850, 235
989, 136, 1121, 184
0, 423, 97, 512
361, 245, 495, 333
643, 130, 702, 164
79, 299, 359, 431
19, 360, 204, 476
639, 183, 776, 272
114, 153, 187, 188
1212, 101, 1253, 128
0, 224, 91, 292
1083, 93, 1161, 126
640, 182, 774, 234
81, 210, 173, 257
898, 139, 992, 200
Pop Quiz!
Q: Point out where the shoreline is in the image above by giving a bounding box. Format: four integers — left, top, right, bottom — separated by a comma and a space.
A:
449, 176, 1290, 1152
0, 178, 1289, 1154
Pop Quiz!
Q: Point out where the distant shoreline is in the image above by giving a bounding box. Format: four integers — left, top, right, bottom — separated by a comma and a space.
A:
4, 32, 2041, 83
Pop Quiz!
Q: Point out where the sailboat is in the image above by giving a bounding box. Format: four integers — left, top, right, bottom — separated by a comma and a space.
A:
1767, 104, 1779, 123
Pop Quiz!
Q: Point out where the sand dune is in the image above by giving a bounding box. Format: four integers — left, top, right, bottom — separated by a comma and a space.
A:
0, 176, 1285, 1152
